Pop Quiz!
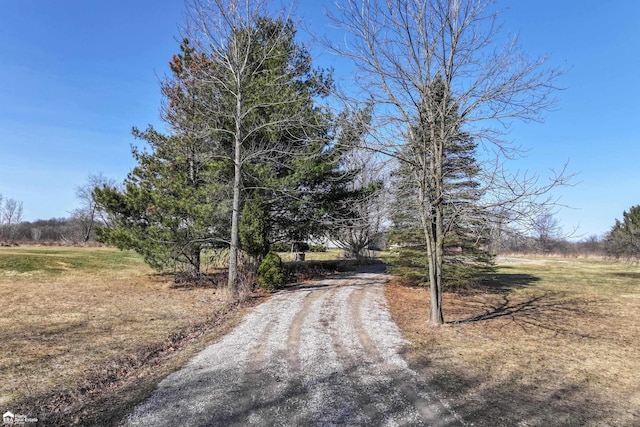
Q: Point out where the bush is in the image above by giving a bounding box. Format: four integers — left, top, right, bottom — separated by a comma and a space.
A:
257, 252, 288, 290
270, 242, 291, 252
308, 244, 327, 252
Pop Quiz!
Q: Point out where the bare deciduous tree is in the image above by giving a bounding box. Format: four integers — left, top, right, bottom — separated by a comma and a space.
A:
327, 0, 570, 325
329, 109, 388, 258
532, 212, 562, 252
0, 195, 24, 240
181, 0, 331, 293
72, 173, 118, 242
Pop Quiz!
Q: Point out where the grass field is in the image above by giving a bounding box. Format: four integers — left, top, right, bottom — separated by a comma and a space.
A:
0, 245, 261, 426
4, 247, 639, 425
386, 256, 640, 426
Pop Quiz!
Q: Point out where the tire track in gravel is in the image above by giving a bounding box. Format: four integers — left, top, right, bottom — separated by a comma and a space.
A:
351, 280, 466, 426
124, 269, 467, 426
329, 283, 382, 423
287, 287, 324, 375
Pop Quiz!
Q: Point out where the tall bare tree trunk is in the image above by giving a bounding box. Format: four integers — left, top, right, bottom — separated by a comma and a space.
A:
432, 207, 445, 325
228, 94, 243, 293
419, 172, 445, 325
429, 90, 447, 326
424, 222, 443, 325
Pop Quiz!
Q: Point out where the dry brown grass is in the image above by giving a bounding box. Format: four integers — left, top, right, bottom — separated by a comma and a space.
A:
386, 257, 640, 426
0, 246, 265, 426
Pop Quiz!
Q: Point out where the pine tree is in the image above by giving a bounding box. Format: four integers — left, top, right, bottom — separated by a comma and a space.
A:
389, 77, 493, 287
96, 16, 360, 282
94, 128, 232, 274
239, 193, 270, 260
176, 14, 340, 291
605, 205, 640, 259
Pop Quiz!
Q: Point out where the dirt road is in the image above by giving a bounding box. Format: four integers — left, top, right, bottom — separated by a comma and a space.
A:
125, 267, 466, 426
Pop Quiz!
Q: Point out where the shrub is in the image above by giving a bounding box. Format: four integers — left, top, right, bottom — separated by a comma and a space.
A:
270, 242, 291, 252
239, 195, 270, 259
257, 252, 288, 290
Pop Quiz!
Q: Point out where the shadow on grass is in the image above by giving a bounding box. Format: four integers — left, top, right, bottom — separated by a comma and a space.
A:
481, 267, 541, 289
453, 293, 549, 324
611, 271, 640, 280
449, 269, 597, 340
402, 269, 614, 424
449, 270, 541, 324
411, 361, 610, 427
451, 294, 598, 341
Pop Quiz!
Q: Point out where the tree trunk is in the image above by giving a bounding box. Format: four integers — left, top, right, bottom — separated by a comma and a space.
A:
419, 185, 444, 325
228, 91, 243, 294
431, 206, 445, 325
424, 217, 444, 326
429, 93, 446, 326
191, 246, 201, 274
83, 205, 97, 243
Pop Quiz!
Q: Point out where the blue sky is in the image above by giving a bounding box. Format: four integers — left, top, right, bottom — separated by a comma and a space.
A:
1, 1, 638, 238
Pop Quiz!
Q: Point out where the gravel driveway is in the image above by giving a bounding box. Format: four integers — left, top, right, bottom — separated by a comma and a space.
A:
125, 267, 467, 426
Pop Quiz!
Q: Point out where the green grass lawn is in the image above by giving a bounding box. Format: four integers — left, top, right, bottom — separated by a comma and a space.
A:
0, 246, 141, 274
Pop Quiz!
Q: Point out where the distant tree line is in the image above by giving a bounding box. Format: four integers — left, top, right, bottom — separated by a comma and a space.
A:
5, 182, 639, 264
490, 205, 640, 259
1, 218, 89, 244
491, 229, 606, 258
0, 176, 114, 245
0, 210, 617, 260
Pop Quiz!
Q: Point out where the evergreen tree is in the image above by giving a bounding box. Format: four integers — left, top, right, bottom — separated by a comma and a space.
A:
239, 193, 270, 260
174, 13, 340, 291
96, 15, 359, 281
265, 132, 361, 247
605, 205, 640, 259
95, 129, 232, 274
389, 77, 493, 287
